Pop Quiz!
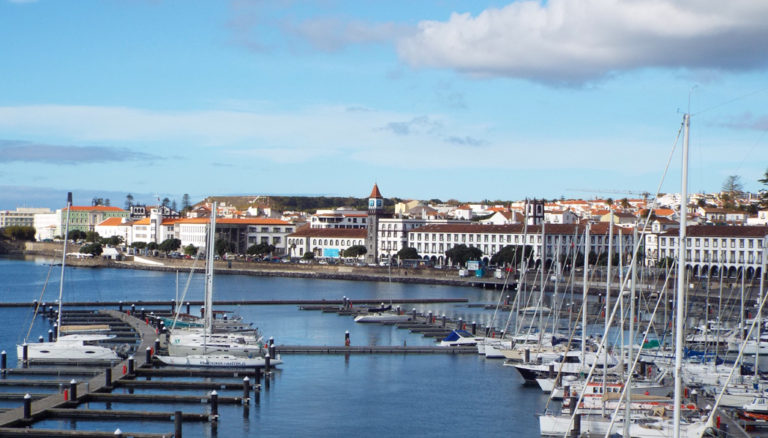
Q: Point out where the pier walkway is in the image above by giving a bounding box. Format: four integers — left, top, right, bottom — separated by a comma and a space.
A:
0, 310, 156, 429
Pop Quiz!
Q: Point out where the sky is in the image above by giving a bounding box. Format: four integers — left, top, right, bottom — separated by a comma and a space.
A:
1, 0, 768, 210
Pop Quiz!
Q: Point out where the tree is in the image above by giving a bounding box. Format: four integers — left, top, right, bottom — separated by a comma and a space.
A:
104, 198, 111, 207
183, 244, 198, 256
445, 244, 483, 267
247, 243, 275, 256
759, 169, 768, 207
490, 245, 533, 266
79, 242, 103, 256
342, 245, 367, 258
125, 193, 134, 210
130, 241, 147, 250
722, 175, 743, 196
181, 194, 191, 213
302, 251, 315, 260
158, 238, 181, 254
162, 197, 170, 208
85, 231, 100, 243
171, 200, 177, 212
101, 235, 123, 246
67, 230, 86, 241
620, 198, 630, 210
396, 247, 419, 260
92, 197, 105, 206
147, 242, 159, 251
3, 226, 36, 241
214, 238, 234, 257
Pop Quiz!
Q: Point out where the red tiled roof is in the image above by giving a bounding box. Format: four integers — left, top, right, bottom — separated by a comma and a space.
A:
661, 225, 768, 238
96, 217, 126, 227
368, 184, 383, 199
176, 218, 290, 225
66, 206, 126, 212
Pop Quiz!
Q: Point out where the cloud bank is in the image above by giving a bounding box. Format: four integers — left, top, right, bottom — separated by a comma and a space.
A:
0, 139, 154, 164
397, 0, 768, 84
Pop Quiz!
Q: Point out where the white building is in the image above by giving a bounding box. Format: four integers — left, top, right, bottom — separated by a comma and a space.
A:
377, 217, 470, 261
176, 218, 294, 254
286, 227, 367, 259
0, 207, 51, 229
644, 225, 768, 278
310, 208, 368, 229
33, 212, 59, 241
408, 223, 633, 266
95, 217, 132, 244
544, 210, 579, 224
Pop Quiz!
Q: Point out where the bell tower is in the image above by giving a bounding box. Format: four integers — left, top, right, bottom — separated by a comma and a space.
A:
366, 183, 383, 263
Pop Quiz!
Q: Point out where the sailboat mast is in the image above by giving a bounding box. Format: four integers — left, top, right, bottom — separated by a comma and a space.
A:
205, 202, 217, 334
56, 192, 72, 339
582, 223, 590, 362
539, 221, 546, 345
673, 113, 690, 438
604, 215, 613, 403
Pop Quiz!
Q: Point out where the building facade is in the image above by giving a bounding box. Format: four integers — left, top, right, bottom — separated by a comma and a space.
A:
644, 225, 768, 278
286, 227, 367, 259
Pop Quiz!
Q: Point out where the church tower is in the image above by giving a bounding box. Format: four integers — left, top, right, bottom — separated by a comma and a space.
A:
365, 183, 383, 264
525, 198, 545, 226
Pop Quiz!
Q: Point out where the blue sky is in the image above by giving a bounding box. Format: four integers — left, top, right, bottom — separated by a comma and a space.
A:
1, 0, 767, 210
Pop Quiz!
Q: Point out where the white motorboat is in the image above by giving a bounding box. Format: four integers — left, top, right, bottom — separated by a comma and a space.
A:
617, 417, 712, 438
513, 350, 619, 384
438, 329, 482, 348
744, 396, 768, 413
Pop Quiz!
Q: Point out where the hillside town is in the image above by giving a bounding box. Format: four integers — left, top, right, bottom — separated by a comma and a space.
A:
2, 183, 768, 279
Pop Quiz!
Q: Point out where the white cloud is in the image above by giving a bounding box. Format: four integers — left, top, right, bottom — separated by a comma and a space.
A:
397, 0, 768, 84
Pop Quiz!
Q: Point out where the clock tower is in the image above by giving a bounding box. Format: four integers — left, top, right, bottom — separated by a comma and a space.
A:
365, 183, 383, 264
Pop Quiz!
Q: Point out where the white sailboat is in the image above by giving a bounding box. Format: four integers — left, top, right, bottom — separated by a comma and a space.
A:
16, 192, 120, 364
157, 202, 280, 368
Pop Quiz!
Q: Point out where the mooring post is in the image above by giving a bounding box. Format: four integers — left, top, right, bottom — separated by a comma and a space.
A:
242, 377, 251, 405
344, 330, 350, 347
571, 413, 581, 438
471, 321, 477, 335
254, 367, 262, 382
131, 303, 135, 315
105, 367, 112, 388
118, 300, 123, 312
412, 308, 417, 321
69, 379, 77, 402
524, 348, 530, 364
128, 356, 135, 375
264, 352, 271, 373
428, 311, 433, 324
269, 337, 275, 357
38, 335, 44, 343
140, 307, 146, 320
145, 347, 152, 364
457, 318, 463, 330
23, 393, 31, 419
1, 350, 6, 373
548, 364, 554, 379
442, 314, 446, 327
170, 300, 175, 314
114, 428, 123, 437
48, 329, 53, 342
186, 301, 190, 315
210, 390, 219, 420
22, 343, 28, 364
154, 339, 160, 356
254, 382, 261, 404
174, 411, 182, 438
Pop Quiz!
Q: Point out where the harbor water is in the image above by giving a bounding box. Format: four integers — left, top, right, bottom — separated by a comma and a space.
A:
0, 256, 550, 437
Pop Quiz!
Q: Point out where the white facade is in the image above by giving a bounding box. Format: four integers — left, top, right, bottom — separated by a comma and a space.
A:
33, 212, 59, 241
0, 208, 51, 229
310, 208, 368, 229
377, 218, 470, 261
644, 225, 768, 277
545, 210, 579, 224
408, 223, 633, 266
286, 229, 366, 259
95, 218, 132, 244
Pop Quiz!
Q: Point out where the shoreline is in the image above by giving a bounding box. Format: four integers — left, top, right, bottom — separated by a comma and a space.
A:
19, 244, 507, 289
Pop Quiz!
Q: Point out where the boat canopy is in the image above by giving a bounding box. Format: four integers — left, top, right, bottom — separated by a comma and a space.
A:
441, 330, 474, 342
